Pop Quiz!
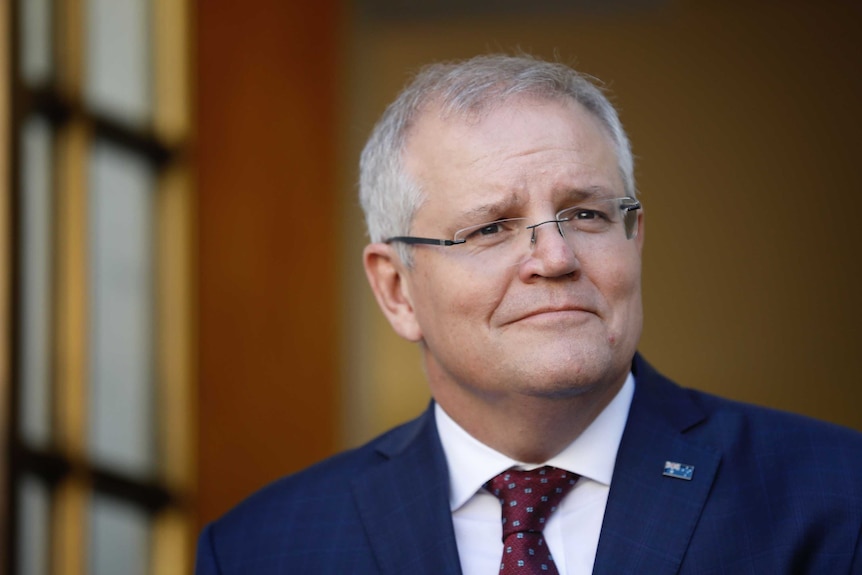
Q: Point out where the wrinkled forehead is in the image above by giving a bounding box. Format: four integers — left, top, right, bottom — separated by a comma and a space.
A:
402, 96, 625, 225
403, 91, 631, 214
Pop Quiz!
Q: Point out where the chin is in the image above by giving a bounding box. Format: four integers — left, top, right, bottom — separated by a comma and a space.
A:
505, 344, 627, 397
522, 379, 603, 400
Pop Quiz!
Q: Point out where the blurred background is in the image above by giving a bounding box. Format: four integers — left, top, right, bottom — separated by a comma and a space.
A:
1, 0, 860, 573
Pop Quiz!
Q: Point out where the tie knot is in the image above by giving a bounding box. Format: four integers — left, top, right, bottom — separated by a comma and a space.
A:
486, 466, 578, 539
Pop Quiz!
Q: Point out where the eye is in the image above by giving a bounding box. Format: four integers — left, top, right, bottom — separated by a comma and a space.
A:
570, 208, 607, 221
455, 218, 525, 246
476, 222, 505, 236
464, 219, 518, 240
558, 204, 616, 234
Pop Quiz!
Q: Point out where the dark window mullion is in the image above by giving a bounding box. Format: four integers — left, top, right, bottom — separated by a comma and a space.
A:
19, 86, 180, 168
14, 445, 179, 514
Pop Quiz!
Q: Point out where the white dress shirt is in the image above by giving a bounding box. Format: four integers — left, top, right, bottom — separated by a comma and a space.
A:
435, 373, 634, 575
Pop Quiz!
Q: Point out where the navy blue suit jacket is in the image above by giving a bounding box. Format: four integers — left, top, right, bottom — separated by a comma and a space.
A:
196, 355, 862, 574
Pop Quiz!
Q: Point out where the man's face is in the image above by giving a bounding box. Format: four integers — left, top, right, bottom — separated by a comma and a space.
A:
374, 97, 644, 404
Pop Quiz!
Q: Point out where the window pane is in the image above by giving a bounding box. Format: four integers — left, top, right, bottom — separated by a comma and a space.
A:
18, 116, 54, 448
17, 474, 51, 575
18, 0, 54, 85
87, 141, 156, 476
89, 493, 150, 575
84, 0, 152, 126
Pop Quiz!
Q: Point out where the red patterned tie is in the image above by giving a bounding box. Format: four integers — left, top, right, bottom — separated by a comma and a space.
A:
486, 466, 578, 574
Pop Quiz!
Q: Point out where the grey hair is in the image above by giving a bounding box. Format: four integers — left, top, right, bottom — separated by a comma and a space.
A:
358, 54, 636, 261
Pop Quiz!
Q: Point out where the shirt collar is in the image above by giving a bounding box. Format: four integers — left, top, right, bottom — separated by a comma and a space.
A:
435, 373, 635, 512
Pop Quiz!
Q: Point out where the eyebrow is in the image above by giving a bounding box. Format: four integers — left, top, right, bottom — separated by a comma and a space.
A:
561, 186, 616, 203
457, 193, 524, 225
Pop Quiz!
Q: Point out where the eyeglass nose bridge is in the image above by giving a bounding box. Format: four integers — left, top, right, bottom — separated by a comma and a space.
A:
525, 218, 566, 245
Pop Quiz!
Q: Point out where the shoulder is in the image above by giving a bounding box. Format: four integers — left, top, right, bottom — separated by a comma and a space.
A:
196, 409, 435, 567
634, 354, 862, 486
684, 378, 862, 458
694, 388, 862, 473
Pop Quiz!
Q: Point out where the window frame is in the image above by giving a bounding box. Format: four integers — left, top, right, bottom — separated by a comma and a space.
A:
5, 0, 194, 573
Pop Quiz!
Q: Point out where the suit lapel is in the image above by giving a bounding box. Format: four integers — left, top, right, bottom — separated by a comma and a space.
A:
351, 406, 463, 575
593, 356, 721, 575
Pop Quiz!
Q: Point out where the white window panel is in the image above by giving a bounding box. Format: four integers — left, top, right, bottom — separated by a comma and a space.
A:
87, 140, 156, 476
17, 474, 51, 575
18, 116, 54, 448
89, 493, 150, 575
18, 0, 54, 85
84, 0, 152, 126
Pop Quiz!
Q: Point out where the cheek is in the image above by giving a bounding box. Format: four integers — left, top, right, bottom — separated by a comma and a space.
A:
591, 253, 642, 316
413, 262, 505, 331
606, 262, 644, 344
410, 261, 466, 323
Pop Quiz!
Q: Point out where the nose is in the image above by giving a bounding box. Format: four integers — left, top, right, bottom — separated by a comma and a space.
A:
518, 219, 580, 280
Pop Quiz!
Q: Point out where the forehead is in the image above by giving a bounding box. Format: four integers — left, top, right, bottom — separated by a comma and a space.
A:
403, 96, 622, 219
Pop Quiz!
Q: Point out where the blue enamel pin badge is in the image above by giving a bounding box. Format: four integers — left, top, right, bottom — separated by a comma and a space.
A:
663, 461, 695, 480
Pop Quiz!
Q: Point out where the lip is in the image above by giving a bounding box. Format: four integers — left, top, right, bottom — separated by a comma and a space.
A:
508, 306, 597, 325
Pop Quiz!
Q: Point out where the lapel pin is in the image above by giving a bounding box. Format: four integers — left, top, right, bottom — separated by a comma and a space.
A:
663, 461, 695, 480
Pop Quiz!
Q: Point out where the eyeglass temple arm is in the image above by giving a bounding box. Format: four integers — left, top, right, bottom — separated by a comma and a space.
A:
385, 236, 466, 246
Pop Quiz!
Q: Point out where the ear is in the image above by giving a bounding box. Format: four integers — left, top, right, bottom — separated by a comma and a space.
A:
363, 243, 423, 342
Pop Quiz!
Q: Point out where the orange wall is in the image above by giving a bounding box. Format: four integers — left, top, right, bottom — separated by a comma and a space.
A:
196, 0, 341, 527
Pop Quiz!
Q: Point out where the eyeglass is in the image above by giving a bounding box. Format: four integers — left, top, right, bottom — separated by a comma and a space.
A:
385, 196, 641, 267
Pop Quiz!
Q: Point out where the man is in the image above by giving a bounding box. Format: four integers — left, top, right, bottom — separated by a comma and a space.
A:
196, 54, 862, 574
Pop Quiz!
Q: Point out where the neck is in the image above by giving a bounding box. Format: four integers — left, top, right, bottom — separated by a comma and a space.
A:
432, 375, 626, 463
